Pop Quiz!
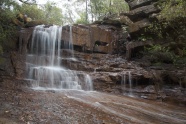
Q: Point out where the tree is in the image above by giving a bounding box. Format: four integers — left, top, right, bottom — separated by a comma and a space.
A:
73, 0, 129, 23
41, 2, 63, 25
0, 0, 64, 58
16, 2, 64, 25
62, 2, 76, 25
160, 0, 186, 21
0, 0, 19, 54
18, 0, 36, 5
18, 4, 44, 20
75, 12, 87, 24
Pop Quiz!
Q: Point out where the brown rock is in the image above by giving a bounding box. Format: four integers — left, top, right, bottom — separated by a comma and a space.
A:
62, 24, 115, 53
128, 18, 151, 35
10, 52, 26, 79
121, 4, 160, 22
119, 15, 134, 25
128, 0, 159, 10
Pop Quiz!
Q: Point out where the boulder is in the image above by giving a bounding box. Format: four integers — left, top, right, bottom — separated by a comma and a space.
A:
128, 0, 159, 10
128, 18, 151, 35
121, 4, 160, 22
119, 15, 134, 25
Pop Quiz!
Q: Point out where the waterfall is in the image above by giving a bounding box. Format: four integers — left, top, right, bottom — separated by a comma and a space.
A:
26, 25, 93, 91
121, 72, 126, 89
128, 71, 133, 95
121, 71, 133, 95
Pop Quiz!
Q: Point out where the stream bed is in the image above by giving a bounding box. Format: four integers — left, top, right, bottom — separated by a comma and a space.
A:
0, 78, 186, 124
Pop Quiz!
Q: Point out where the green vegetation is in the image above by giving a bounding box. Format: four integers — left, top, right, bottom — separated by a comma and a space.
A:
144, 0, 186, 64
0, 0, 18, 54
144, 44, 176, 64
148, 0, 186, 40
0, 0, 63, 58
74, 0, 129, 24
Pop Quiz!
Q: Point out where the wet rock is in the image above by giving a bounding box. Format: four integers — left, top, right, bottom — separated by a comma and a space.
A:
118, 63, 129, 69
182, 76, 186, 88
10, 52, 26, 79
143, 85, 156, 93
96, 66, 114, 72
110, 63, 120, 68
0, 118, 18, 124
92, 73, 112, 83
109, 73, 120, 82
140, 94, 157, 100
18, 28, 33, 55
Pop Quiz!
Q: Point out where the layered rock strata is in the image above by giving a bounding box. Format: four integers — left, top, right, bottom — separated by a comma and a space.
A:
121, 0, 160, 37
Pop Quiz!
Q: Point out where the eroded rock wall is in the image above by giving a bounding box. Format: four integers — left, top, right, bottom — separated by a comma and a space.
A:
121, 0, 160, 37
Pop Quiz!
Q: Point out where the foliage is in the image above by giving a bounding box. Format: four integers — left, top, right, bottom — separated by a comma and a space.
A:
90, 0, 129, 21
158, 0, 186, 20
147, 0, 186, 40
0, 0, 63, 58
18, 4, 44, 20
0, 1, 18, 55
144, 0, 186, 65
145, 44, 169, 53
74, 0, 129, 23
138, 34, 153, 41
18, 2, 63, 25
41, 2, 63, 25
75, 12, 88, 24
144, 44, 177, 64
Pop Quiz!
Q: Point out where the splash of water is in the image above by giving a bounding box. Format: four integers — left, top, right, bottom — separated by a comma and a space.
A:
26, 25, 93, 91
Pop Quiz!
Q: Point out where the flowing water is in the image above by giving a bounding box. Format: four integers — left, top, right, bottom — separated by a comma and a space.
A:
26, 25, 93, 91
121, 71, 133, 95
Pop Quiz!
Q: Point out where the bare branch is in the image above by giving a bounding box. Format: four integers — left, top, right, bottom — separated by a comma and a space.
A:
18, 0, 37, 5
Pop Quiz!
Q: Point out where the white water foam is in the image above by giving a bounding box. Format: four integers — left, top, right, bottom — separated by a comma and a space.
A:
26, 25, 93, 91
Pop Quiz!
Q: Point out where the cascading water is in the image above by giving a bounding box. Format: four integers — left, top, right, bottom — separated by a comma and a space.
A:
26, 25, 93, 91
121, 71, 133, 95
128, 71, 132, 94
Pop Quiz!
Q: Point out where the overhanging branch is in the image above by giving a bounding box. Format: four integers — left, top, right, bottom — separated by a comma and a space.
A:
18, 0, 37, 5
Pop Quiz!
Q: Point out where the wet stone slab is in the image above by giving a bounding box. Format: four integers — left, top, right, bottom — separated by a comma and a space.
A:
0, 79, 186, 124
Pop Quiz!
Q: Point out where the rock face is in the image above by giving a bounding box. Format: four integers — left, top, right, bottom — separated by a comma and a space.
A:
62, 24, 121, 53
57, 49, 186, 106
128, 0, 159, 10
121, 0, 160, 37
10, 52, 26, 79
18, 28, 33, 55
1, 0, 185, 106
18, 24, 122, 54
126, 40, 153, 60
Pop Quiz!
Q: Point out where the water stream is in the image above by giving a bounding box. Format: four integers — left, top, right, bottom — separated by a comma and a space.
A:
26, 25, 93, 91
121, 71, 133, 95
